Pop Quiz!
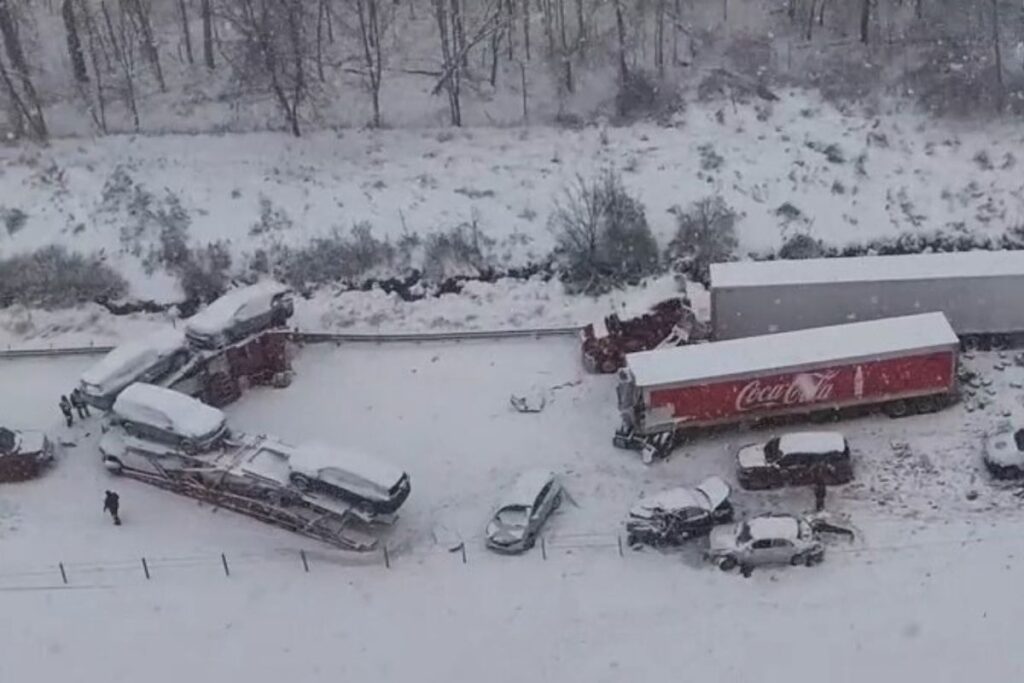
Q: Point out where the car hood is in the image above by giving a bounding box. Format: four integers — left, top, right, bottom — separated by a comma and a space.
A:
708, 524, 738, 553
486, 518, 527, 546
737, 443, 767, 469
16, 430, 46, 454
984, 433, 1024, 467
629, 476, 731, 519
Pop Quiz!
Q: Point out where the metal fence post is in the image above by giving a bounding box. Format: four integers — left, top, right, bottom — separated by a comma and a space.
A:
540, 537, 547, 560
141, 557, 151, 580
383, 545, 391, 569
461, 543, 467, 564
58, 562, 68, 585
300, 549, 309, 573
617, 535, 624, 558
221, 553, 230, 577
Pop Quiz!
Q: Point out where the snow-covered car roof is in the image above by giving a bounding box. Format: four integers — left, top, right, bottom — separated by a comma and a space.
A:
745, 515, 801, 541
80, 329, 186, 392
289, 443, 405, 488
113, 383, 226, 440
630, 476, 730, 517
983, 429, 1024, 467
624, 312, 958, 388
236, 448, 292, 486
501, 469, 557, 508
185, 282, 291, 337
777, 432, 847, 456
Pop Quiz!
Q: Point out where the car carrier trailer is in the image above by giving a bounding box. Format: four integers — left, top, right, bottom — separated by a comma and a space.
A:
615, 312, 959, 461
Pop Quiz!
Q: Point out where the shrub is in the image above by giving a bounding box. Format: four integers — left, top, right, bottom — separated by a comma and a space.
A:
0, 246, 127, 309
550, 171, 659, 294
778, 233, 826, 260
423, 217, 495, 282
666, 196, 739, 285
180, 242, 232, 303
271, 222, 395, 288
615, 70, 681, 123
249, 196, 294, 236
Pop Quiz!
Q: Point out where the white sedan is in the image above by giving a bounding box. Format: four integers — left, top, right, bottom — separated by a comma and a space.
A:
706, 514, 824, 572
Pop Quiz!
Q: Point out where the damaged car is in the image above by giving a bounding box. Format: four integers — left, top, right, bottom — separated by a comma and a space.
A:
626, 476, 733, 547
0, 427, 55, 482
485, 469, 563, 554
982, 426, 1024, 479
78, 329, 192, 410
706, 513, 824, 572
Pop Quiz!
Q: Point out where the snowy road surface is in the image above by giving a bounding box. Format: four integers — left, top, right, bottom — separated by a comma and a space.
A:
3, 341, 1024, 681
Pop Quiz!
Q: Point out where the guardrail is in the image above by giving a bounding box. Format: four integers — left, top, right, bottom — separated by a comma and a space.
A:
0, 326, 583, 360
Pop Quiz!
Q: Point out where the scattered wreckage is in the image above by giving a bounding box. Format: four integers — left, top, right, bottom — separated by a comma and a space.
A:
581, 298, 706, 375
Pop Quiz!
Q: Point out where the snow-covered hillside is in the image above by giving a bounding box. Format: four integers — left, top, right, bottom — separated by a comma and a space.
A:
1, 91, 1022, 347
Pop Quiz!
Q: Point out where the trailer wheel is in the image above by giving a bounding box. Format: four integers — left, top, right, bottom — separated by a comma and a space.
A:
912, 395, 938, 414
882, 400, 910, 418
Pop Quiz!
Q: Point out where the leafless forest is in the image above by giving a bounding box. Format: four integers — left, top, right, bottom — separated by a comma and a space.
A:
0, 0, 1022, 138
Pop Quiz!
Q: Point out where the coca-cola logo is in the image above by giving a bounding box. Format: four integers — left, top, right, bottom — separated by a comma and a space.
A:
735, 371, 839, 412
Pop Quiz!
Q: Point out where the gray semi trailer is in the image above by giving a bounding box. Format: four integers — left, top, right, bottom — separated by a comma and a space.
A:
710, 250, 1024, 347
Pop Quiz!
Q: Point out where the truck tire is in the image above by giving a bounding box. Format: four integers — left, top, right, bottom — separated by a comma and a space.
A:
718, 556, 738, 571
912, 395, 938, 414
882, 400, 909, 418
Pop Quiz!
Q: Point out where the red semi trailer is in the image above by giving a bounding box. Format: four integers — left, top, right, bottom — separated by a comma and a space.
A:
614, 312, 959, 459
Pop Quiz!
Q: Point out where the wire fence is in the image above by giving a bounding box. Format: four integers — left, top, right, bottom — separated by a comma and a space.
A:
4, 523, 1022, 592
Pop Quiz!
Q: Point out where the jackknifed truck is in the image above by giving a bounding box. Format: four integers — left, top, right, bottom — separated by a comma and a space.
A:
614, 312, 960, 461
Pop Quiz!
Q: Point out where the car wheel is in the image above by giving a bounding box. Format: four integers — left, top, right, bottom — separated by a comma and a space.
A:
790, 553, 804, 567
103, 456, 124, 475
552, 491, 564, 509
290, 473, 313, 491
717, 556, 738, 572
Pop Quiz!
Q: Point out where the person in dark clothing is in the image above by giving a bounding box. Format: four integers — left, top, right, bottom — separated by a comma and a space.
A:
70, 389, 90, 419
59, 395, 74, 427
814, 479, 827, 512
103, 490, 121, 526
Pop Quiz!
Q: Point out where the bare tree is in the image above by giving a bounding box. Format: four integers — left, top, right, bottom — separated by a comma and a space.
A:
991, 0, 1004, 111
557, 0, 572, 92
0, 0, 47, 140
613, 0, 628, 84
63, 0, 90, 83
221, 0, 313, 136
77, 0, 108, 132
179, 0, 194, 65
113, 0, 141, 131
354, 0, 385, 126
201, 0, 214, 69
430, 0, 500, 126
859, 0, 870, 44
122, 0, 165, 91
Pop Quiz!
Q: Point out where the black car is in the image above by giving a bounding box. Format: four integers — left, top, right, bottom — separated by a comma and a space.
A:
626, 476, 734, 547
737, 431, 854, 490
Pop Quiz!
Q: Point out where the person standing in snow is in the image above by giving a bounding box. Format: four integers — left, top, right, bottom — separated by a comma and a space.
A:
103, 490, 121, 526
59, 395, 74, 427
70, 389, 90, 419
813, 462, 831, 513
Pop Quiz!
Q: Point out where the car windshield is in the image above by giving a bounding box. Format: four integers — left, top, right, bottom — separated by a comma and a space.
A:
496, 506, 530, 529
1015, 429, 1024, 452
0, 427, 15, 453
763, 438, 781, 461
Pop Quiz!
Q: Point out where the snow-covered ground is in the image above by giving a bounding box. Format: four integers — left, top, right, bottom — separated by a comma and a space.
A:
4, 339, 1024, 681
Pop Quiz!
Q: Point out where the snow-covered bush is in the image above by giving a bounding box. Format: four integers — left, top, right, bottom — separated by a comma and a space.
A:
666, 196, 739, 285
778, 233, 827, 260
249, 196, 294, 236
179, 242, 232, 304
0, 246, 127, 309
270, 222, 396, 288
550, 171, 659, 294
423, 218, 495, 282
615, 70, 680, 123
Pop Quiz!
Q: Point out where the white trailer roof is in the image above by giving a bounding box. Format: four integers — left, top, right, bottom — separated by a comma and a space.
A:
711, 250, 1024, 289
625, 312, 958, 388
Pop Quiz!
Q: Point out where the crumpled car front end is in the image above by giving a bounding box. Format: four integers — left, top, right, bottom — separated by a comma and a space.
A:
485, 507, 531, 554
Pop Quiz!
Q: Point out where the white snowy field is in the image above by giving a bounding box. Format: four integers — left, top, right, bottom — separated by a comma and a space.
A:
3, 92, 1024, 304
4, 340, 1024, 680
